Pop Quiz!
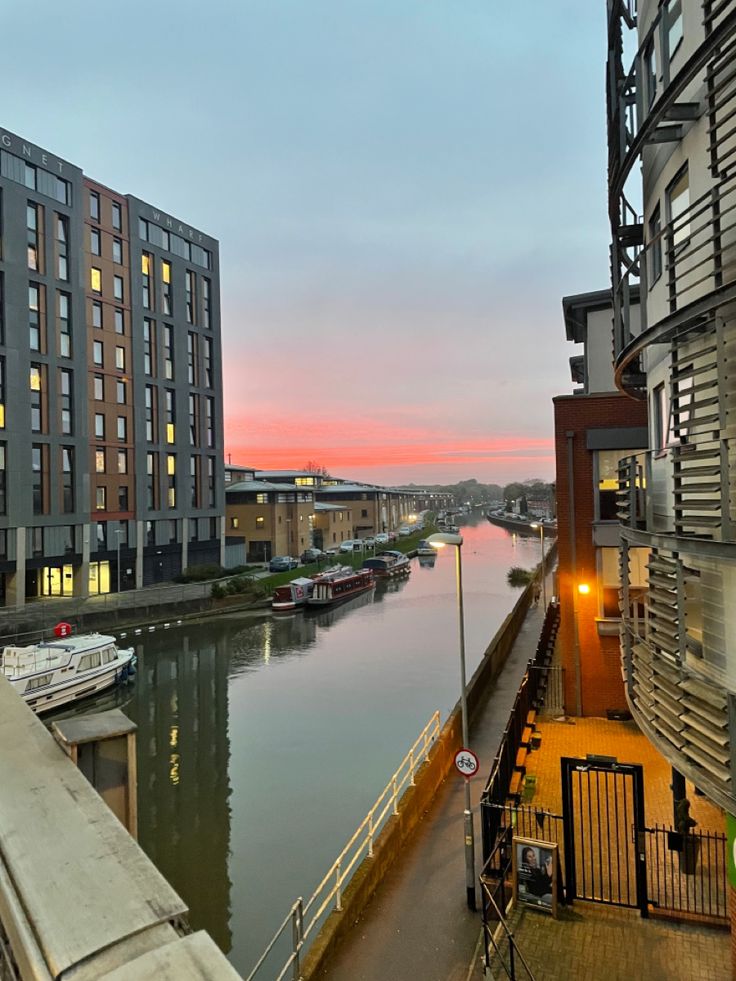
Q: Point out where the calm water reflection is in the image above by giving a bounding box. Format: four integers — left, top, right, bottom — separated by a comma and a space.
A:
72, 517, 540, 974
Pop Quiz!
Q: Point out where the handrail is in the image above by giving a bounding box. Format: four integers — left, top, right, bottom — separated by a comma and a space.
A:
480, 875, 536, 980
246, 710, 442, 981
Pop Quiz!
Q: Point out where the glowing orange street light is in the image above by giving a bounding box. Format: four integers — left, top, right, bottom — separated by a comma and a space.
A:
577, 583, 590, 595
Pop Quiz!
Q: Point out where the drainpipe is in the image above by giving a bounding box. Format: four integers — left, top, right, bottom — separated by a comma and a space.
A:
567, 431, 583, 716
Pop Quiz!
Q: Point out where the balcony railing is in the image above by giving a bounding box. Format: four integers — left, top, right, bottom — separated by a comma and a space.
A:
607, 0, 736, 379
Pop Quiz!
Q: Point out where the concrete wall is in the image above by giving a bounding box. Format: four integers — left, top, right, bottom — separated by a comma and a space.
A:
301, 579, 537, 980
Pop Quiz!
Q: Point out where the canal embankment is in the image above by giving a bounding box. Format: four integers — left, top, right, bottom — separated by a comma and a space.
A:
300, 571, 543, 980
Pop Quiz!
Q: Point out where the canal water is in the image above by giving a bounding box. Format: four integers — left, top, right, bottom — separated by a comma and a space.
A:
87, 517, 540, 975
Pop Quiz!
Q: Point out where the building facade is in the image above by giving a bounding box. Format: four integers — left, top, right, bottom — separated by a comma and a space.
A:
606, 0, 736, 943
0, 127, 225, 605
554, 290, 648, 717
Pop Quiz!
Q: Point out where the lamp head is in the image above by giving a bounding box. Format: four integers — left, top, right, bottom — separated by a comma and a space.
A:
530, 522, 540, 529
577, 583, 590, 595
427, 532, 463, 549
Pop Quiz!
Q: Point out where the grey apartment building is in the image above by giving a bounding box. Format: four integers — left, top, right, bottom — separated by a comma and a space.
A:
0, 127, 225, 606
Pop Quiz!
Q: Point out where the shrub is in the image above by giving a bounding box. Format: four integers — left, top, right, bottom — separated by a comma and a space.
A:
507, 566, 534, 588
211, 583, 225, 599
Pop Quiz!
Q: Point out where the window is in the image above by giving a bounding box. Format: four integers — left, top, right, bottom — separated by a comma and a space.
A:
90, 227, 101, 256
112, 237, 122, 264
146, 519, 155, 545
59, 368, 73, 435
667, 166, 690, 251
96, 522, 107, 550
118, 449, 127, 474
32, 444, 45, 514
112, 201, 122, 231
0, 358, 4, 429
89, 191, 100, 221
231, 517, 239, 529
256, 515, 265, 528
667, 0, 683, 59
113, 275, 123, 301
165, 389, 175, 443
115, 346, 125, 370
27, 202, 39, 271
116, 415, 127, 441
203, 336, 213, 388
202, 277, 211, 328
190, 455, 200, 507
58, 292, 72, 357
256, 493, 267, 504
187, 332, 198, 384
146, 452, 159, 509
0, 444, 6, 515
116, 380, 126, 404
61, 447, 74, 512
648, 205, 662, 285
95, 413, 105, 439
93, 340, 103, 365
188, 393, 199, 446
142, 252, 152, 308
24, 162, 36, 190
144, 318, 156, 375
31, 526, 43, 556
139, 218, 149, 240
164, 324, 174, 379
114, 308, 124, 334
145, 385, 156, 441
91, 267, 102, 293
644, 39, 656, 109
207, 456, 215, 507
190, 517, 199, 541
167, 453, 176, 508
93, 374, 104, 400
162, 260, 172, 315
653, 383, 667, 453
56, 214, 68, 281
596, 449, 641, 520
29, 283, 43, 351
95, 448, 106, 473
206, 396, 215, 447
185, 270, 196, 323
92, 300, 102, 329
119, 485, 129, 511
30, 365, 43, 432
169, 519, 178, 543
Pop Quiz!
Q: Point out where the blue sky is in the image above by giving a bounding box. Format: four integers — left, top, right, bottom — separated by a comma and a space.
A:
3, 0, 609, 483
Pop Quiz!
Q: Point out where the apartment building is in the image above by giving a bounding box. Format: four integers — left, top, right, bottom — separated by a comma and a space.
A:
554, 290, 648, 717
0, 127, 225, 605
606, 0, 736, 935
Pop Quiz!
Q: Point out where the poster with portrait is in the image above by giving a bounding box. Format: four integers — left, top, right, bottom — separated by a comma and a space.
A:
512, 836, 559, 917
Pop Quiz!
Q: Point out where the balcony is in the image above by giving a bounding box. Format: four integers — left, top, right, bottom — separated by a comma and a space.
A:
607, 0, 736, 385
619, 532, 736, 814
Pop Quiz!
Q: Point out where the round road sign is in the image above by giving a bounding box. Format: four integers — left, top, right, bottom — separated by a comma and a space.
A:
454, 748, 479, 779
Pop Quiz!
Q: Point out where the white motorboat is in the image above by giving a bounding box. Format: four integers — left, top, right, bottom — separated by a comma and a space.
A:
0, 630, 136, 715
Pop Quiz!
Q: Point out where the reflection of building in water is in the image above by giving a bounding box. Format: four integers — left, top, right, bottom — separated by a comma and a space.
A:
131, 628, 233, 954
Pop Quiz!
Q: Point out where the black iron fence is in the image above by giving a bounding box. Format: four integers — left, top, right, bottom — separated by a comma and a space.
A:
480, 603, 561, 860
645, 824, 729, 925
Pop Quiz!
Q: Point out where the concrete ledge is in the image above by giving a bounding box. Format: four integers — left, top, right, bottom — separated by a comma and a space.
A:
301, 578, 538, 979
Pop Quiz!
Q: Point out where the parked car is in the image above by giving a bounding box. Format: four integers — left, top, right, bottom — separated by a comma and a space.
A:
374, 533, 389, 545
362, 537, 376, 548
301, 547, 326, 564
398, 526, 412, 537
339, 539, 364, 553
269, 556, 299, 572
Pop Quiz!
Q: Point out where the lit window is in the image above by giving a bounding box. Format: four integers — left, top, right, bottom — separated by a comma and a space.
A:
91, 268, 102, 293
162, 261, 171, 284
256, 516, 265, 528
167, 454, 176, 475
96, 486, 107, 510
115, 346, 125, 370
166, 423, 175, 443
231, 517, 239, 529
142, 254, 151, 275
29, 367, 41, 391
95, 449, 105, 473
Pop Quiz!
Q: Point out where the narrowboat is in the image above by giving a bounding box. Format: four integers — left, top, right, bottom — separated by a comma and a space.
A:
307, 568, 375, 607
272, 576, 317, 612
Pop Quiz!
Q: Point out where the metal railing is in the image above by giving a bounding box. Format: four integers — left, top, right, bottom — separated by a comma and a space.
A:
645, 824, 729, 924
246, 710, 442, 981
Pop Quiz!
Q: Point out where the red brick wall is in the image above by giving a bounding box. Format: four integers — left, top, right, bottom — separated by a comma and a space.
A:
553, 392, 648, 717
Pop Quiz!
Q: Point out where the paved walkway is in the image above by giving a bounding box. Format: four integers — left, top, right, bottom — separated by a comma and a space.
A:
319, 582, 732, 981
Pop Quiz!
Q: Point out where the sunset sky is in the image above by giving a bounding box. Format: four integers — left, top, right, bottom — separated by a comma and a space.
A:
5, 1, 609, 486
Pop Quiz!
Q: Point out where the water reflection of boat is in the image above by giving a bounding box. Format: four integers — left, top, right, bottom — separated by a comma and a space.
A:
416, 540, 436, 557
308, 588, 376, 627
417, 553, 437, 568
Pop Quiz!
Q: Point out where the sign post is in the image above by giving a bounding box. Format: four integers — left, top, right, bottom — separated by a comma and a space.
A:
454, 748, 479, 779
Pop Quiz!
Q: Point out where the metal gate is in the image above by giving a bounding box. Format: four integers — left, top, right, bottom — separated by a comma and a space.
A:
561, 757, 648, 916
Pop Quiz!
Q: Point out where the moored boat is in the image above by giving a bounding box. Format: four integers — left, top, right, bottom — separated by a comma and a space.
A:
272, 576, 317, 612
1, 630, 136, 715
307, 568, 375, 607
363, 550, 411, 579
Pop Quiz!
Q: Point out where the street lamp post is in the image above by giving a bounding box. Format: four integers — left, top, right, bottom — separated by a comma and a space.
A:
427, 532, 476, 911
530, 522, 546, 610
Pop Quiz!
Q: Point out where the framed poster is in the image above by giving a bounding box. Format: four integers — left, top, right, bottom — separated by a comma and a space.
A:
512, 836, 558, 917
